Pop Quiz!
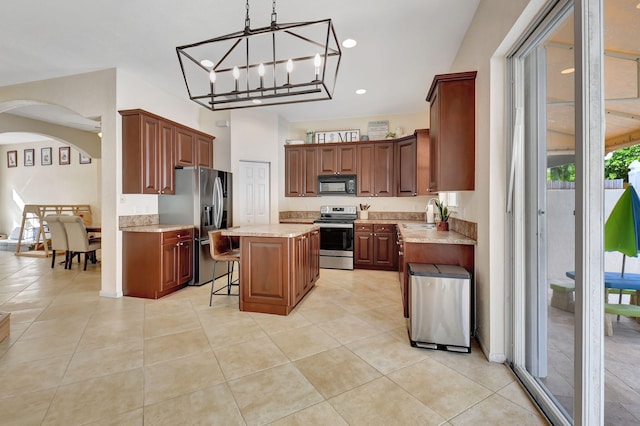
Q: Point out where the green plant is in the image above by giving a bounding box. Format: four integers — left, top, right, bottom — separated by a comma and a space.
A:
604, 146, 640, 182
434, 199, 450, 222
385, 131, 396, 139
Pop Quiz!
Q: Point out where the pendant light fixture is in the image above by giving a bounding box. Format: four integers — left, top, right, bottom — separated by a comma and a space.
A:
176, 0, 342, 111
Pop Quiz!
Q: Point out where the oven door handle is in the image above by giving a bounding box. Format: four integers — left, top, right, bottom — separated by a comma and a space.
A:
316, 223, 354, 229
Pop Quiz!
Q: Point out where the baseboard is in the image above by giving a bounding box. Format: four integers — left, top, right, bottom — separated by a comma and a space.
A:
476, 333, 507, 363
99, 290, 123, 298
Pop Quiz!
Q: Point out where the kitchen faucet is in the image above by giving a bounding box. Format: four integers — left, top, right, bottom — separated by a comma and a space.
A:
426, 198, 439, 224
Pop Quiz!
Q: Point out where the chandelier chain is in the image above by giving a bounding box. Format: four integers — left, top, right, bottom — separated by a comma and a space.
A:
245, 0, 250, 32
271, 0, 277, 26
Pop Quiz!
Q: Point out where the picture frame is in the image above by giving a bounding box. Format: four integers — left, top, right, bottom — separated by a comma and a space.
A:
7, 150, 17, 168
24, 149, 35, 167
314, 129, 360, 144
79, 153, 91, 164
59, 147, 70, 165
41, 147, 52, 166
367, 120, 389, 140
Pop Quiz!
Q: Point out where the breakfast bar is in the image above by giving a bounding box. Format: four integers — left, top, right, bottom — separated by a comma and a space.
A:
223, 224, 320, 315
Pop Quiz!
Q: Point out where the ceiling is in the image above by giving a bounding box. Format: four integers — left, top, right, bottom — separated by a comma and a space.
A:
546, 0, 640, 160
0, 0, 480, 126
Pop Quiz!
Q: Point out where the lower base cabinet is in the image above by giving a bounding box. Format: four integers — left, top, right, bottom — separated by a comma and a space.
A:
240, 231, 319, 315
123, 228, 194, 299
355, 223, 398, 271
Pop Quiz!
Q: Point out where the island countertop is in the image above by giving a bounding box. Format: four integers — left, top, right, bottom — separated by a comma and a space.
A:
222, 223, 319, 238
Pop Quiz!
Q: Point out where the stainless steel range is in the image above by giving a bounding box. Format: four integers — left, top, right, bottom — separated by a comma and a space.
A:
314, 205, 357, 270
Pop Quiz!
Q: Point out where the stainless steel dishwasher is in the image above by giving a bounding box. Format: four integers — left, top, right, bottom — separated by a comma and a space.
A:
408, 263, 471, 353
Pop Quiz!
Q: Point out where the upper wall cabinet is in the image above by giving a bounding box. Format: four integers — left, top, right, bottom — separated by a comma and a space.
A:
120, 109, 214, 194
318, 144, 357, 175
426, 71, 476, 192
395, 131, 431, 197
285, 145, 318, 197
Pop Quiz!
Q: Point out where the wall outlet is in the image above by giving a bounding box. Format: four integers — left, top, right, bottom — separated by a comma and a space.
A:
119, 195, 126, 203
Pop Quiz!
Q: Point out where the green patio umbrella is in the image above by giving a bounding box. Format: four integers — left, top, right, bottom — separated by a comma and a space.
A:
604, 185, 640, 277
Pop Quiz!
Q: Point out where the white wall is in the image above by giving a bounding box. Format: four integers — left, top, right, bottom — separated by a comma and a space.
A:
230, 109, 282, 224
448, 0, 538, 361
0, 140, 101, 235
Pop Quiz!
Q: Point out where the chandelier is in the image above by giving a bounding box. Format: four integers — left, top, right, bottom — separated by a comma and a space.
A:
176, 0, 342, 111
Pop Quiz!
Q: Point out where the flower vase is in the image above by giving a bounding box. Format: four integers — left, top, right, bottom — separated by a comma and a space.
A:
437, 221, 449, 231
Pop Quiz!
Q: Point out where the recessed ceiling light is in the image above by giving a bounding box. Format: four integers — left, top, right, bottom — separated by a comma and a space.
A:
252, 99, 262, 104
561, 67, 575, 74
342, 39, 357, 49
200, 59, 214, 68
356, 89, 366, 95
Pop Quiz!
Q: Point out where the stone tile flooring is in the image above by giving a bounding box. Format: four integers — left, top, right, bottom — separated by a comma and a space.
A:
545, 300, 640, 425
0, 252, 546, 425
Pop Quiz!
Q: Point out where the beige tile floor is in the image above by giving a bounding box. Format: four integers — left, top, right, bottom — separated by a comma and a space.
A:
0, 251, 547, 425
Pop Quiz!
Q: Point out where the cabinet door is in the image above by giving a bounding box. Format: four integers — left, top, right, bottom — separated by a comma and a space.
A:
302, 147, 318, 196
175, 127, 195, 167
429, 88, 440, 192
161, 242, 179, 292
415, 129, 432, 195
317, 146, 338, 175
373, 232, 396, 268
159, 121, 175, 195
356, 144, 374, 196
337, 145, 357, 174
310, 229, 320, 282
196, 134, 213, 168
141, 114, 160, 194
354, 232, 373, 266
285, 147, 303, 197
396, 138, 417, 196
178, 237, 193, 284
373, 142, 394, 196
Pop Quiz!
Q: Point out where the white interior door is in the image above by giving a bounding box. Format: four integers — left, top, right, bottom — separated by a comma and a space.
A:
238, 161, 270, 225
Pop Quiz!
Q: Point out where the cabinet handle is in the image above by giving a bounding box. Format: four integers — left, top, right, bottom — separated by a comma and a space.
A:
399, 251, 403, 256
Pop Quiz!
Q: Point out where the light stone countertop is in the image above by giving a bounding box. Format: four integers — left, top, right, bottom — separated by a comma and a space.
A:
356, 219, 476, 245
121, 224, 194, 233
278, 218, 316, 224
223, 223, 319, 238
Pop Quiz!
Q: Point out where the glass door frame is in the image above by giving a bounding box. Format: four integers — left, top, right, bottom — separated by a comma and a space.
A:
506, 0, 605, 424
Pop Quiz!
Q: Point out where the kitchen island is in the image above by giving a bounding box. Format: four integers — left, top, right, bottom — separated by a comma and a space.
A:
222, 224, 320, 315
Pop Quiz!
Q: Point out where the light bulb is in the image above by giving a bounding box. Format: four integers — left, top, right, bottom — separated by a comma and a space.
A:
314, 53, 321, 68
209, 70, 216, 83
286, 59, 293, 73
233, 66, 240, 80
258, 63, 265, 77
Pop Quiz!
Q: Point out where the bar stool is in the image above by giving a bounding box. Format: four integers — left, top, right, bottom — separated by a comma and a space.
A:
208, 230, 240, 305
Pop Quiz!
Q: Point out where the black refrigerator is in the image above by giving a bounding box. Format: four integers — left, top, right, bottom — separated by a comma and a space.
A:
158, 167, 232, 285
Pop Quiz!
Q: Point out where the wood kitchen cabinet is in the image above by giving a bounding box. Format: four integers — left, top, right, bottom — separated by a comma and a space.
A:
354, 223, 397, 270
237, 230, 318, 315
396, 130, 432, 196
175, 127, 214, 168
285, 145, 318, 197
121, 109, 214, 195
426, 71, 476, 192
357, 142, 394, 197
317, 144, 357, 175
121, 110, 175, 195
123, 228, 194, 299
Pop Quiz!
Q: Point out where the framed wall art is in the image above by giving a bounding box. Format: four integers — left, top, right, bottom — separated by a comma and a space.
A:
7, 150, 17, 168
79, 153, 91, 164
41, 147, 52, 166
24, 149, 35, 167
314, 129, 360, 144
59, 147, 70, 165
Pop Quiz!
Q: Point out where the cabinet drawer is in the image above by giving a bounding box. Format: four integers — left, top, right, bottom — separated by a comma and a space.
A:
374, 224, 394, 233
355, 224, 373, 232
161, 228, 193, 244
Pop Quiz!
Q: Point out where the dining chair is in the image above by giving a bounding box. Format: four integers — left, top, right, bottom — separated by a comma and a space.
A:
44, 215, 70, 269
208, 230, 240, 305
59, 215, 101, 270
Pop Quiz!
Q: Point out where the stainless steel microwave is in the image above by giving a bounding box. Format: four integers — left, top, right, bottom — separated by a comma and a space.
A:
318, 175, 357, 196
